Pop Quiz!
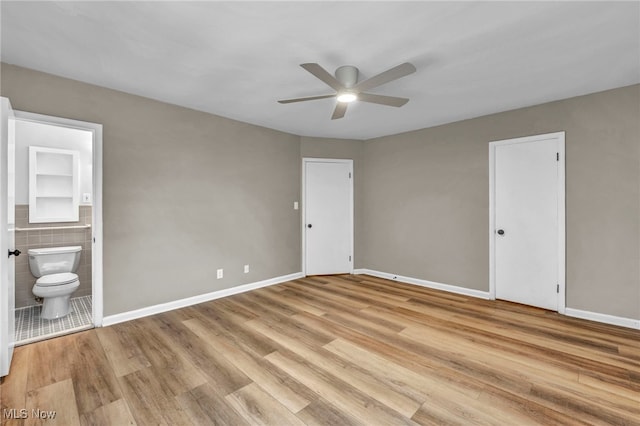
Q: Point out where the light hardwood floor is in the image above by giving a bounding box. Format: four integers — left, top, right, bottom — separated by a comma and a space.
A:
1, 274, 639, 425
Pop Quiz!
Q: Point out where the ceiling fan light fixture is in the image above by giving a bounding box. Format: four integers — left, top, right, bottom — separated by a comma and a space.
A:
278, 62, 416, 119
337, 92, 357, 103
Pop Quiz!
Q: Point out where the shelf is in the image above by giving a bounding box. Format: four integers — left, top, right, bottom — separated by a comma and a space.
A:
35, 151, 74, 175
29, 146, 80, 223
35, 196, 74, 199
16, 224, 91, 232
36, 173, 73, 177
36, 174, 74, 199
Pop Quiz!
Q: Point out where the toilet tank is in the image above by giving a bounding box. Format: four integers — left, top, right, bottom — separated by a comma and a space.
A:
28, 246, 82, 277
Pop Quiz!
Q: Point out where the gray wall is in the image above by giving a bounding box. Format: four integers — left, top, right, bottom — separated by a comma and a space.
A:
361, 84, 640, 320
2, 64, 302, 316
3, 63, 639, 322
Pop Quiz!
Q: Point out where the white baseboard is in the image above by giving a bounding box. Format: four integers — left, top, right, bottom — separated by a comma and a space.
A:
353, 269, 491, 300
564, 308, 640, 330
102, 269, 640, 331
102, 272, 304, 327
354, 269, 639, 330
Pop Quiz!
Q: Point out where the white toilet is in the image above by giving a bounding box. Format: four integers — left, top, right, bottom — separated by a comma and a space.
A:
28, 246, 82, 320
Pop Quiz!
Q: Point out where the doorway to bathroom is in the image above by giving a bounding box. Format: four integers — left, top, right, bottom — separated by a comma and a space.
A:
11, 111, 102, 346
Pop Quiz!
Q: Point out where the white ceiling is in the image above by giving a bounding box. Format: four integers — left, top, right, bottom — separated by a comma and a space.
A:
2, 1, 639, 140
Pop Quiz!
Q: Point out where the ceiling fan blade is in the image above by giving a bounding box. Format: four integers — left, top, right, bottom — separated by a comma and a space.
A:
301, 63, 344, 91
357, 93, 410, 107
353, 62, 416, 93
331, 102, 348, 120
278, 94, 336, 104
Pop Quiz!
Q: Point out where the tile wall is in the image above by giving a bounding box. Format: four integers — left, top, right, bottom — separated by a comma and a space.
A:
14, 205, 92, 308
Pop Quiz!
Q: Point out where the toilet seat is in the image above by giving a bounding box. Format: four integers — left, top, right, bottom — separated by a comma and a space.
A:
33, 280, 79, 297
36, 272, 79, 287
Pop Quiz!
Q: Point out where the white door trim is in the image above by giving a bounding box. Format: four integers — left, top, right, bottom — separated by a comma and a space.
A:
1, 97, 16, 377
489, 131, 565, 313
14, 111, 104, 326
301, 158, 354, 276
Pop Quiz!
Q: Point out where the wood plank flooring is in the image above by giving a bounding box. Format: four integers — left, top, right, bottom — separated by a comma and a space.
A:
1, 274, 639, 425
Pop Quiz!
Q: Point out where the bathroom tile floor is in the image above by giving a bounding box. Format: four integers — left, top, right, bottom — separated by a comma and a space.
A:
14, 295, 93, 346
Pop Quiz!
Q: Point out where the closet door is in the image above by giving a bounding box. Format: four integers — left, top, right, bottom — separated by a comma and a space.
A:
490, 132, 565, 311
304, 159, 353, 275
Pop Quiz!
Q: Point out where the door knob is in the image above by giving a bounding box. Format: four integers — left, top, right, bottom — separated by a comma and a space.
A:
497, 229, 505, 235
307, 224, 312, 228
8, 249, 21, 258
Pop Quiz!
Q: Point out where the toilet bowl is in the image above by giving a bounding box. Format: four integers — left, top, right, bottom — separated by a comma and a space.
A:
28, 246, 82, 320
32, 273, 80, 319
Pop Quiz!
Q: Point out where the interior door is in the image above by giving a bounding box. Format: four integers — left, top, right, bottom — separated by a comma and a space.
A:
304, 159, 352, 275
1, 97, 16, 377
494, 135, 562, 311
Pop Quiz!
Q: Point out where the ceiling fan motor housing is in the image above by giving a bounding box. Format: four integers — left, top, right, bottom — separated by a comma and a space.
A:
335, 65, 359, 88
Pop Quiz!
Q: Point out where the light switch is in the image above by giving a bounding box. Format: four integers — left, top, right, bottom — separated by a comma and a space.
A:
82, 193, 92, 203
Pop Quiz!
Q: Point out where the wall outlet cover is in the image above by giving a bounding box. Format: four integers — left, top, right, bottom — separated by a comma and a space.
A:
244, 264, 250, 273
216, 269, 223, 279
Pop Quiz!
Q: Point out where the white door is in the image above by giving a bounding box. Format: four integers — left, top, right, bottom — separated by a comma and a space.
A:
491, 132, 565, 311
1, 97, 16, 377
304, 159, 353, 275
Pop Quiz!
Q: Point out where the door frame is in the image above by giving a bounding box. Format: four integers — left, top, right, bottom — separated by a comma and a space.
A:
301, 158, 354, 276
14, 111, 104, 326
489, 131, 566, 313
1, 98, 16, 376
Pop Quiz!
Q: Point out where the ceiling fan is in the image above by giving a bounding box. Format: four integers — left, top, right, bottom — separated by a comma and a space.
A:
278, 62, 417, 120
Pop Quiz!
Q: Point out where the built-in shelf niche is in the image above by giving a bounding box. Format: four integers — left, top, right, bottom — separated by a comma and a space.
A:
29, 146, 79, 223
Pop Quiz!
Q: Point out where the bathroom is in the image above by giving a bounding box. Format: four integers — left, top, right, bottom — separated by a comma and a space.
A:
13, 118, 94, 344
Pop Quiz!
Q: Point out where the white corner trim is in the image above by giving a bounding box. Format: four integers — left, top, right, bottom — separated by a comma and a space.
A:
353, 269, 491, 300
102, 272, 303, 327
564, 308, 640, 330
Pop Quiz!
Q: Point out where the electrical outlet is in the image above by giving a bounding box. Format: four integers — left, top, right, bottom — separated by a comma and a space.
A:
244, 264, 249, 273
294, 201, 299, 210
216, 269, 223, 279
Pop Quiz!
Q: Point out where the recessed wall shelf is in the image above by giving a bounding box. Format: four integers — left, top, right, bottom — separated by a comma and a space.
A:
29, 146, 80, 223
